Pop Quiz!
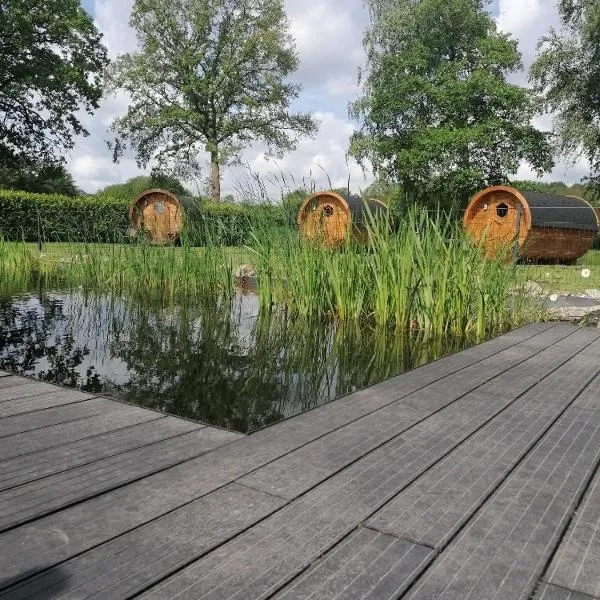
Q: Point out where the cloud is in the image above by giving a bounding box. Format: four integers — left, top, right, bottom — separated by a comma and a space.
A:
66, 0, 589, 195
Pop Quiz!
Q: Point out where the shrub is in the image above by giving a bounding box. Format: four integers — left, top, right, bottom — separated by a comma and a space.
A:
184, 201, 293, 246
0, 189, 129, 243
0, 189, 294, 246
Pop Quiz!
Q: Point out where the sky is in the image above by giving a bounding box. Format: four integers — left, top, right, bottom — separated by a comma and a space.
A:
70, 0, 590, 197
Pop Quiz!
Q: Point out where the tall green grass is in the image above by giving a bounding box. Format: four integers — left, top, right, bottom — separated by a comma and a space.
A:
249, 208, 541, 338
0, 236, 237, 299
0, 207, 542, 338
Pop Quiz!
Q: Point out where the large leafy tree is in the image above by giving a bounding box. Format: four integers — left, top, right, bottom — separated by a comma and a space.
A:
531, 0, 600, 195
0, 162, 80, 196
349, 0, 553, 208
109, 0, 317, 202
0, 0, 108, 168
99, 175, 189, 200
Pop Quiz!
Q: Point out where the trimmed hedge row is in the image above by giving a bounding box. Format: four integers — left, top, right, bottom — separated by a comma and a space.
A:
0, 189, 296, 245
0, 190, 130, 243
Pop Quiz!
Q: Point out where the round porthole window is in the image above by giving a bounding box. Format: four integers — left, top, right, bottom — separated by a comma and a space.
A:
496, 203, 509, 218
155, 202, 165, 214
323, 205, 334, 217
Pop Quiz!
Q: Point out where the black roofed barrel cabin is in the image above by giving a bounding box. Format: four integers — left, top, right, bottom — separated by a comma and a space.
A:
297, 191, 388, 245
464, 185, 599, 263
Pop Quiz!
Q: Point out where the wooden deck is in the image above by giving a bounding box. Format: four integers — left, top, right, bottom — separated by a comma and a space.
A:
1, 322, 600, 599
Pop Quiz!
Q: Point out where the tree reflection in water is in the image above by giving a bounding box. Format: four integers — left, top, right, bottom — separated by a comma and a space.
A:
0, 287, 475, 433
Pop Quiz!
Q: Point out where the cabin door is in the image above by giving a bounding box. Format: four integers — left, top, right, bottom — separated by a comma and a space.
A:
303, 199, 349, 244
469, 192, 524, 257
141, 193, 181, 243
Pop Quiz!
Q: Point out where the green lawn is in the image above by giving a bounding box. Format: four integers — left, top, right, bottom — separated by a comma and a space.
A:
517, 250, 600, 294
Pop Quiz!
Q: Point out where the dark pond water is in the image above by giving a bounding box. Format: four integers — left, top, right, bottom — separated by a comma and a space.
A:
0, 287, 478, 433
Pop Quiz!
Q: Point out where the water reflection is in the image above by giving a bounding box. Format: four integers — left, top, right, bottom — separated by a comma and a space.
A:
0, 287, 476, 433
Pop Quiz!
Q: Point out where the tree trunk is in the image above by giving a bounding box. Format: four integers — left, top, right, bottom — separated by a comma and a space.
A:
210, 151, 221, 202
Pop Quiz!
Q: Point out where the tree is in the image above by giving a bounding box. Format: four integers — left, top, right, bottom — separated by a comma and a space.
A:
109, 0, 317, 202
99, 175, 189, 200
530, 0, 600, 196
349, 0, 553, 209
0, 0, 108, 168
0, 162, 80, 196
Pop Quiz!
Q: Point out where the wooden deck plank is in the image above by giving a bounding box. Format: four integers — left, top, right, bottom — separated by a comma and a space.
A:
269, 337, 600, 599
0, 389, 95, 417
239, 324, 583, 500
0, 324, 569, 592
535, 582, 598, 599
0, 483, 283, 600
0, 378, 85, 401
540, 397, 600, 600
403, 406, 600, 600
131, 330, 600, 600
0, 416, 202, 491
367, 365, 600, 550
0, 425, 241, 532
0, 403, 163, 460
0, 397, 116, 437
275, 527, 433, 600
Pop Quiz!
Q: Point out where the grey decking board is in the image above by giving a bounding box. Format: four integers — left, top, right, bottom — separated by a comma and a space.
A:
0, 390, 95, 417
0, 404, 163, 461
367, 354, 600, 550
535, 583, 599, 599
238, 325, 593, 500
403, 406, 600, 600
0, 416, 202, 491
0, 379, 91, 402
0, 483, 283, 600
274, 527, 434, 600
0, 324, 569, 589
0, 397, 113, 437
0, 425, 240, 532
134, 332, 600, 600
541, 439, 600, 599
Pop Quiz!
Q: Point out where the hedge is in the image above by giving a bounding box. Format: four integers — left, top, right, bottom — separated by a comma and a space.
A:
0, 189, 130, 243
0, 189, 296, 246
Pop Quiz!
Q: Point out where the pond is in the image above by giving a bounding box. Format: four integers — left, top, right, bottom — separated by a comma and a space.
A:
0, 285, 479, 433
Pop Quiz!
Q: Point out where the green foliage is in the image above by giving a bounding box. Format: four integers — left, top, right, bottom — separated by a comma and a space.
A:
98, 175, 189, 200
249, 209, 539, 338
0, 163, 80, 197
510, 179, 591, 199
185, 201, 290, 246
109, 0, 317, 201
0, 190, 129, 243
350, 0, 553, 210
0, 189, 290, 246
531, 0, 600, 197
0, 0, 108, 167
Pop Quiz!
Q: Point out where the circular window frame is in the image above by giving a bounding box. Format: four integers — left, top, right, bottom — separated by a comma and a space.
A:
496, 203, 509, 218
323, 204, 334, 218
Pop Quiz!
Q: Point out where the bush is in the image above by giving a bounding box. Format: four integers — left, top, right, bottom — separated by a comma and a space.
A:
184, 201, 293, 246
0, 189, 295, 246
0, 189, 129, 243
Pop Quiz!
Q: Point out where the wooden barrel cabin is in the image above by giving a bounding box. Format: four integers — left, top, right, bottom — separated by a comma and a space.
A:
464, 185, 599, 263
297, 191, 388, 245
128, 189, 192, 244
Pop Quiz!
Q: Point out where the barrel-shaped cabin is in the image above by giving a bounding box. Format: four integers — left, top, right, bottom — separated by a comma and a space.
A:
464, 185, 599, 263
128, 189, 191, 244
297, 191, 388, 245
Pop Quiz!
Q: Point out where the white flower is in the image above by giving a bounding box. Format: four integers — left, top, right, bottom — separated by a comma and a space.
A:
581, 268, 592, 279
549, 294, 558, 302
545, 272, 550, 277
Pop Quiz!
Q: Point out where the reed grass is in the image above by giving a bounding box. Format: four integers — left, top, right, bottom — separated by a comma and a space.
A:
0, 206, 541, 338
0, 236, 238, 299
249, 208, 541, 338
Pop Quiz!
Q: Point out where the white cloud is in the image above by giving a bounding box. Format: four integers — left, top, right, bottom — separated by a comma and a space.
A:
65, 0, 589, 195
